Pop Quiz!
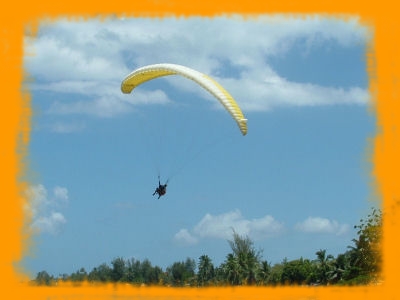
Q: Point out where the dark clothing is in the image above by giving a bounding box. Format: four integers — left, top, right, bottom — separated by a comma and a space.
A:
153, 181, 167, 199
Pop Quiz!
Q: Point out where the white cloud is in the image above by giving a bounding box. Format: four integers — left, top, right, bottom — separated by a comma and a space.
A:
295, 217, 349, 236
53, 186, 68, 202
174, 229, 199, 246
174, 210, 284, 245
193, 210, 247, 240
24, 16, 371, 122
223, 74, 370, 112
25, 184, 69, 235
49, 121, 86, 133
31, 212, 67, 235
26, 184, 48, 215
47, 97, 133, 118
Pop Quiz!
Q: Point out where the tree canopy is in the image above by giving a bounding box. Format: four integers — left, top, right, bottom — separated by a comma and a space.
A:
33, 207, 382, 287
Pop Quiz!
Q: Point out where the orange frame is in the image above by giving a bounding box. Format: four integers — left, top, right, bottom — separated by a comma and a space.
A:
1, 0, 398, 299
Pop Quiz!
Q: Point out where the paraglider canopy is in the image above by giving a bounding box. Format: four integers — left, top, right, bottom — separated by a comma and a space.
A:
121, 63, 248, 135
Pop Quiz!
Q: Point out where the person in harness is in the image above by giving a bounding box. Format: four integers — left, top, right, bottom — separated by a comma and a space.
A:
153, 176, 168, 199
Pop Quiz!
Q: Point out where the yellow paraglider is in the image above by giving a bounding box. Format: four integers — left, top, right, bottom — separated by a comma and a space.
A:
121, 63, 247, 135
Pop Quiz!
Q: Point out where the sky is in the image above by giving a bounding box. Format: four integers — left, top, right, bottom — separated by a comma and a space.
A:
21, 15, 378, 277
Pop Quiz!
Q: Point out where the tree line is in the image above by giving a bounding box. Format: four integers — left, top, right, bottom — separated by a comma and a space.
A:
34, 207, 382, 286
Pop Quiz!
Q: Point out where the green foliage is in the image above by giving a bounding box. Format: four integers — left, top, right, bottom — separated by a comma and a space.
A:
224, 230, 263, 285
111, 257, 126, 282
345, 207, 382, 283
166, 257, 196, 286
33, 207, 382, 287
281, 258, 315, 285
197, 255, 214, 286
255, 260, 271, 285
88, 263, 112, 282
267, 263, 284, 285
314, 249, 334, 284
69, 268, 88, 282
34, 270, 54, 286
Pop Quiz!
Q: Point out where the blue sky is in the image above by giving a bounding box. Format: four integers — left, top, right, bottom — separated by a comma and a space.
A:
21, 16, 378, 277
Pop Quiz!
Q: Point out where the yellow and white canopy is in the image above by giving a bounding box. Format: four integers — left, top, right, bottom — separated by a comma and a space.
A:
121, 63, 247, 135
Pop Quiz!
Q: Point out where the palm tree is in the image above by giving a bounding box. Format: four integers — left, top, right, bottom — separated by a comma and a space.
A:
315, 249, 334, 284
327, 253, 349, 284
224, 253, 241, 285
256, 260, 271, 285
198, 255, 214, 286
227, 230, 262, 285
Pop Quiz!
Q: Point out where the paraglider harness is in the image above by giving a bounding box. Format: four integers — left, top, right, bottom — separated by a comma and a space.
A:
153, 176, 168, 199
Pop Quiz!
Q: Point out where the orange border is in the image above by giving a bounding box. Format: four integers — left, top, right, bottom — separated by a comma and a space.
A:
1, 0, 398, 299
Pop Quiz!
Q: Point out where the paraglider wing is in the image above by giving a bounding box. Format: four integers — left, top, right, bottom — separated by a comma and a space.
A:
121, 63, 247, 135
